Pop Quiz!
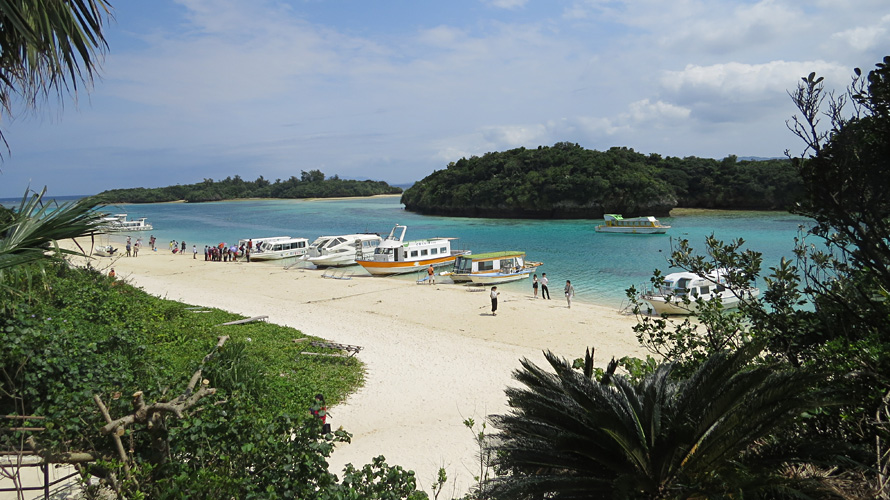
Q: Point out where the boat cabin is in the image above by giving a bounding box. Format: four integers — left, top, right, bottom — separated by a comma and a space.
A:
370, 225, 454, 263
453, 252, 526, 276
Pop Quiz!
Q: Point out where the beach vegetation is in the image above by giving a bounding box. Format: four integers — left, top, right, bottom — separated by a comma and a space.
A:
95, 171, 403, 203
484, 56, 890, 499
485, 346, 845, 499
0, 259, 425, 497
400, 144, 801, 219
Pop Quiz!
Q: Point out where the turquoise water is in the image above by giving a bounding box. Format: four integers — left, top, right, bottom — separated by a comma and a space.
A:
89, 197, 809, 308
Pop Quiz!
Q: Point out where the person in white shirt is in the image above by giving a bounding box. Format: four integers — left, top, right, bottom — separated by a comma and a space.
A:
564, 280, 575, 309
541, 273, 550, 299
490, 286, 499, 316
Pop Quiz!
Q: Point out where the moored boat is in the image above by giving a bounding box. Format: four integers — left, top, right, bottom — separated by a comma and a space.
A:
595, 214, 669, 234
640, 269, 759, 315
449, 251, 541, 285
249, 236, 310, 261
303, 233, 383, 267
356, 224, 468, 276
98, 214, 153, 232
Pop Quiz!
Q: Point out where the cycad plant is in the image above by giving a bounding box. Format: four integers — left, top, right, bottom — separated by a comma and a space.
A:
485, 345, 845, 499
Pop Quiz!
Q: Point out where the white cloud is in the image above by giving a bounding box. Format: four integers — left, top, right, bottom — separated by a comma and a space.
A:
481, 124, 548, 147
661, 60, 851, 104
625, 99, 691, 123
482, 0, 529, 10
830, 14, 890, 52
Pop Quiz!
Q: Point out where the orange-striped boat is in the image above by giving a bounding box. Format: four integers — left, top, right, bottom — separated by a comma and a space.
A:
356, 224, 468, 276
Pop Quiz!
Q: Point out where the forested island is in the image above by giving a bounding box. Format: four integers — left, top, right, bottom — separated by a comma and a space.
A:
401, 143, 802, 218
96, 170, 402, 203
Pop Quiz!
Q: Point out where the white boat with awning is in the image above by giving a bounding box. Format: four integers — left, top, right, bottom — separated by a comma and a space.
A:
448, 251, 541, 285
97, 214, 153, 232
595, 214, 669, 234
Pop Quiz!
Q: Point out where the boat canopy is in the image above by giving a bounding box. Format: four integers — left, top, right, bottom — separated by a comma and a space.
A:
461, 251, 525, 261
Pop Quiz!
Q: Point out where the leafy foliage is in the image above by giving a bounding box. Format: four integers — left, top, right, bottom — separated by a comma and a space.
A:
95, 172, 403, 203
401, 143, 800, 218
0, 187, 105, 275
1, 263, 426, 498
485, 346, 843, 499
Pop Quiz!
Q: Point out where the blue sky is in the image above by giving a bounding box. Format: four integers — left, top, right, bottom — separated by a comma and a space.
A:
1, 0, 888, 197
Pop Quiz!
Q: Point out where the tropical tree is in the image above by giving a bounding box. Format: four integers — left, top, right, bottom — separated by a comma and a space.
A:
484, 346, 845, 499
0, 0, 112, 149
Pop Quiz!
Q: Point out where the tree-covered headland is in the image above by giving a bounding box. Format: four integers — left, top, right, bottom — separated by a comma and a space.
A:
401, 144, 800, 218
96, 170, 402, 203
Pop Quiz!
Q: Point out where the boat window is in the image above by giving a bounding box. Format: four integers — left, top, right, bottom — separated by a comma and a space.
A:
716, 284, 726, 292
440, 247, 447, 253
421, 249, 428, 256
479, 261, 494, 271
700, 286, 710, 295
411, 250, 418, 257
430, 248, 438, 255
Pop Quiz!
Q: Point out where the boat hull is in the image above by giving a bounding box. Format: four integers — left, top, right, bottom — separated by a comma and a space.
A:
595, 226, 667, 234
467, 271, 532, 285
250, 249, 309, 261
642, 289, 758, 315
306, 253, 360, 267
357, 254, 460, 276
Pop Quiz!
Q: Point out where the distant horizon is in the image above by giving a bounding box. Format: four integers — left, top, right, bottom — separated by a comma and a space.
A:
2, 151, 789, 200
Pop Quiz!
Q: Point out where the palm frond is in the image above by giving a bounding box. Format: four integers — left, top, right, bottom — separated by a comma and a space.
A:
0, 187, 104, 272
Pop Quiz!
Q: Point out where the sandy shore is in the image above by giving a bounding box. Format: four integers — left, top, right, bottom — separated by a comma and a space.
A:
64, 239, 648, 495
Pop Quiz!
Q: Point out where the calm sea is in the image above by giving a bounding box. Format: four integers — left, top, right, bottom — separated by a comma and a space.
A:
2, 195, 809, 308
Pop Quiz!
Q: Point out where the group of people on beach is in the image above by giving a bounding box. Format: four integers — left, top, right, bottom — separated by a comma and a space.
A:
531, 273, 574, 307
490, 272, 576, 316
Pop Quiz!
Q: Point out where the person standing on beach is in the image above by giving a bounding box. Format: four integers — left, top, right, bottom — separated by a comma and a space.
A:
133, 240, 139, 257
541, 273, 550, 299
181, 241, 187, 255
532, 274, 539, 298
564, 280, 575, 309
192, 245, 197, 259
427, 264, 435, 285
490, 286, 499, 316
125, 240, 131, 257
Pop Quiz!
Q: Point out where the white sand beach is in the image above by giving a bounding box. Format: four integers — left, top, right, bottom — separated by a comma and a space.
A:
65, 239, 649, 495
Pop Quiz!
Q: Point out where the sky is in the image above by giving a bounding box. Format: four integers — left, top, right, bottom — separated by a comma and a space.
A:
0, 0, 888, 198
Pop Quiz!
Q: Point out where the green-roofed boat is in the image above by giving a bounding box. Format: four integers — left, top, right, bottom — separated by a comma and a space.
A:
447, 251, 542, 285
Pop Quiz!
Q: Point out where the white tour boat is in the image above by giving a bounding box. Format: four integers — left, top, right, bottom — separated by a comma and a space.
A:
98, 214, 153, 232
303, 233, 383, 267
238, 236, 292, 253
356, 224, 468, 276
640, 270, 759, 315
448, 251, 542, 285
249, 236, 310, 261
595, 214, 669, 234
